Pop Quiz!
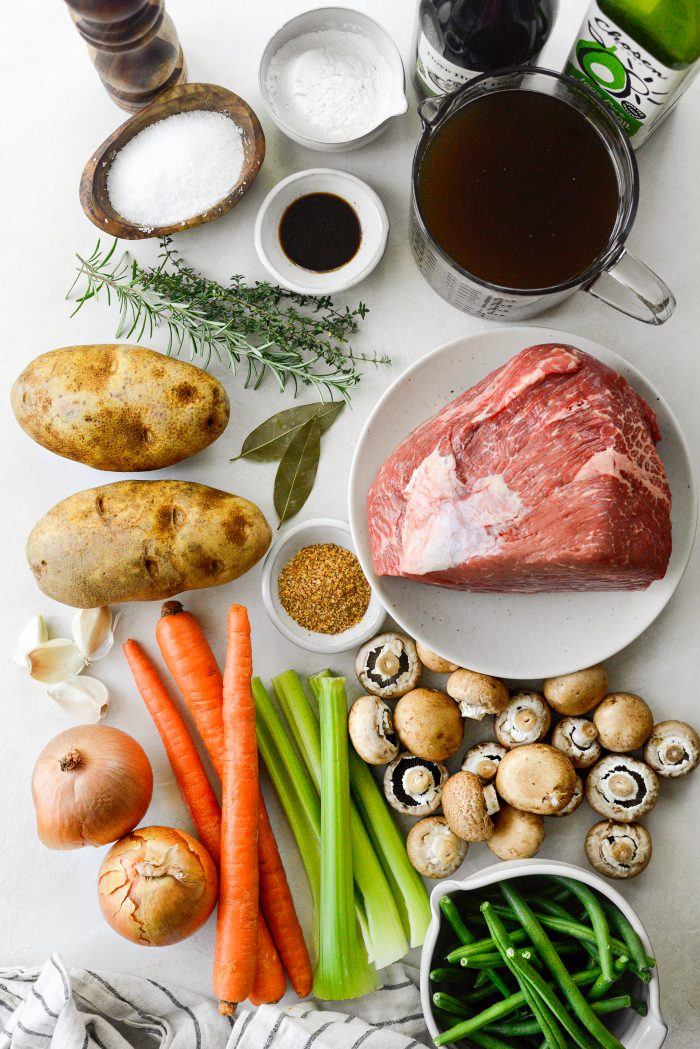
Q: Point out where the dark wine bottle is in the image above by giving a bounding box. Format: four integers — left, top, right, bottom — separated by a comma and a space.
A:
414, 0, 558, 97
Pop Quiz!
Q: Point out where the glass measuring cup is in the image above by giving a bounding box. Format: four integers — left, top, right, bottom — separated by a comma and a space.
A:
410, 68, 676, 324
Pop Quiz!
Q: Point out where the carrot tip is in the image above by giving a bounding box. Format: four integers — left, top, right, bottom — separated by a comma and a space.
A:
218, 1001, 237, 1016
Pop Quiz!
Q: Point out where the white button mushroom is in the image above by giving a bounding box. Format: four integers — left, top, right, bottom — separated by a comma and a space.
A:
383, 752, 447, 815
585, 754, 659, 823
394, 687, 464, 762
551, 717, 601, 769
462, 741, 508, 783
355, 633, 421, 698
348, 696, 399, 765
543, 665, 608, 716
447, 668, 509, 721
494, 691, 552, 748
496, 744, 577, 815
406, 816, 468, 878
593, 693, 654, 753
549, 775, 584, 817
415, 642, 459, 674
487, 804, 545, 860
644, 720, 700, 778
441, 770, 495, 842
585, 820, 652, 879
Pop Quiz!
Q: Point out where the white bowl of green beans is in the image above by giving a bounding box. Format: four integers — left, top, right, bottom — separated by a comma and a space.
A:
421, 859, 666, 1049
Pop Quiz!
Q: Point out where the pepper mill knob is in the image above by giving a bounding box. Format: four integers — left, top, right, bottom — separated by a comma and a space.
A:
64, 0, 187, 112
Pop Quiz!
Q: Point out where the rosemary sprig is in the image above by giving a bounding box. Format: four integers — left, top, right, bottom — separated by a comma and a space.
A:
66, 238, 390, 401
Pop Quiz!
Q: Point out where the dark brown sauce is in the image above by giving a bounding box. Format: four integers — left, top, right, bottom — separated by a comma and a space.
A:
417, 90, 620, 289
279, 192, 361, 272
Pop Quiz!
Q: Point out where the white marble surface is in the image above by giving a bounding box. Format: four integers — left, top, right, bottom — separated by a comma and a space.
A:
1, 0, 698, 1045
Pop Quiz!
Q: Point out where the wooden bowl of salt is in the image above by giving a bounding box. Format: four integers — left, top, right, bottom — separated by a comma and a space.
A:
80, 82, 266, 239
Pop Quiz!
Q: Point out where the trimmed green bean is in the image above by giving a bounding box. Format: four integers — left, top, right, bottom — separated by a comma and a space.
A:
440, 895, 511, 998
430, 966, 472, 985
485, 994, 633, 1036
488, 902, 630, 959
433, 991, 472, 1018
462, 948, 535, 969
551, 877, 614, 986
601, 898, 656, 974
469, 1031, 522, 1049
588, 955, 628, 1000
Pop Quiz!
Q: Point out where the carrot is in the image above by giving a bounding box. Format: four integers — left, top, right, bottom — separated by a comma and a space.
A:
213, 604, 259, 1013
156, 600, 312, 998
249, 912, 287, 1006
122, 639, 221, 866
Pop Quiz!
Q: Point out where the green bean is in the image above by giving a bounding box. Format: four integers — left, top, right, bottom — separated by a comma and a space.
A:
485, 994, 633, 1036
441, 895, 511, 997
462, 948, 536, 969
551, 878, 614, 986
433, 991, 472, 1018
630, 996, 648, 1017
488, 902, 630, 959
430, 966, 472, 984
588, 955, 628, 1001
500, 882, 625, 1049
469, 1031, 522, 1049
600, 898, 656, 974
450, 928, 530, 961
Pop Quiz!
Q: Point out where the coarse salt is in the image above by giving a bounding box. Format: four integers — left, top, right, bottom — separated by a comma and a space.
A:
107, 110, 245, 228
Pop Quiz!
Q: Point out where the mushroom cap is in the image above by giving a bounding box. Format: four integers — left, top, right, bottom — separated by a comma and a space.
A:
355, 633, 421, 698
593, 693, 654, 752
543, 665, 608, 716
644, 719, 700, 778
585, 754, 659, 822
416, 642, 459, 675
494, 691, 552, 748
406, 816, 468, 878
394, 687, 464, 762
487, 803, 545, 860
383, 752, 447, 815
447, 669, 509, 720
496, 744, 577, 815
549, 775, 584, 817
441, 770, 494, 842
551, 717, 601, 769
462, 741, 508, 783
585, 820, 652, 879
348, 695, 399, 765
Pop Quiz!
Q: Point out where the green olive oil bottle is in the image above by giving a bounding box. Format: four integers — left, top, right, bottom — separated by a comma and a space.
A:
565, 0, 700, 146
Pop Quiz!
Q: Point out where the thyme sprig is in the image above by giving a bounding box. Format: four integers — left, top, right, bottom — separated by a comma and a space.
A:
67, 238, 389, 401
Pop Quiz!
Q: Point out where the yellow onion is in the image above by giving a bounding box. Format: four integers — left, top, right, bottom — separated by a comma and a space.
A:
97, 826, 218, 946
32, 725, 153, 849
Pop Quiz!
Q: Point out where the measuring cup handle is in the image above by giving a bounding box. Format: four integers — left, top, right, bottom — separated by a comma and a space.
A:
585, 248, 676, 325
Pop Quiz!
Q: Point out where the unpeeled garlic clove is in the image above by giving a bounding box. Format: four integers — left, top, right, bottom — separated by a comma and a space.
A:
72, 607, 117, 661
14, 614, 49, 668
47, 676, 110, 723
27, 639, 86, 684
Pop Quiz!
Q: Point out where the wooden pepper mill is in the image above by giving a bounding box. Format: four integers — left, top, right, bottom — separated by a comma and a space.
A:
64, 0, 187, 112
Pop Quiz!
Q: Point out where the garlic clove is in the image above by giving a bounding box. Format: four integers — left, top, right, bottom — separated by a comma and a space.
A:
27, 639, 87, 684
72, 607, 118, 661
47, 675, 109, 722
14, 614, 49, 668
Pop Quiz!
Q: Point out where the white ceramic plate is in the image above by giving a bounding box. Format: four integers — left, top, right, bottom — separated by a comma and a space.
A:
348, 327, 696, 680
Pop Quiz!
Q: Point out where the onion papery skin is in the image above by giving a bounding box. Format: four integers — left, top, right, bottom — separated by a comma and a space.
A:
32, 725, 153, 849
97, 826, 218, 946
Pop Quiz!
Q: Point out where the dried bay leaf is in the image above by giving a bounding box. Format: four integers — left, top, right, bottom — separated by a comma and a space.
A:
274, 416, 321, 526
233, 401, 344, 463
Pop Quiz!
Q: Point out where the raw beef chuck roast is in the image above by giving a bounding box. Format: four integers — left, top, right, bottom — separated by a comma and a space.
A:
367, 344, 671, 592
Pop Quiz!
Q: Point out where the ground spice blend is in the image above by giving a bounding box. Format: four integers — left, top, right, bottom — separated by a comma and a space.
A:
278, 543, 371, 634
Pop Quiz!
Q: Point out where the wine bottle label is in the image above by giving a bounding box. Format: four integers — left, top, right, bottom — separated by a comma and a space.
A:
565, 1, 692, 145
416, 31, 480, 95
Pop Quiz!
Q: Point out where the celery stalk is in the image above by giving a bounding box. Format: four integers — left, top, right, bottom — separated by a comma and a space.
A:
316, 676, 380, 999
272, 670, 408, 968
309, 670, 432, 949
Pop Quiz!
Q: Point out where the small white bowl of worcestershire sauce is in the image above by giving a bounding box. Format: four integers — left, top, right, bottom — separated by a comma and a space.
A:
254, 168, 389, 295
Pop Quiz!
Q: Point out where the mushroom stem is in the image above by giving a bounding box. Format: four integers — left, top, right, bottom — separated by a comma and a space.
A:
405, 767, 431, 795
514, 708, 537, 731
663, 743, 685, 765
611, 840, 635, 865
608, 773, 635, 798
377, 651, 400, 678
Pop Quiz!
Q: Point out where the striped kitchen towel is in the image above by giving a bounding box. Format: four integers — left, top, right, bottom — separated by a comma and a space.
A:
0, 956, 430, 1049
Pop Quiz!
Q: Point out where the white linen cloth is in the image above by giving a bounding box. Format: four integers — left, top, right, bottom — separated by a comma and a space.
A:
0, 957, 430, 1049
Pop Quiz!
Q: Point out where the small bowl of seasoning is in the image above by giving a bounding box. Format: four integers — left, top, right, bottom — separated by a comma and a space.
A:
261, 518, 385, 653
254, 168, 389, 294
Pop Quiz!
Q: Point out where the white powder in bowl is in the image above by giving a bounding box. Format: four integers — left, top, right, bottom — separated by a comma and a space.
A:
107, 110, 245, 227
266, 28, 394, 142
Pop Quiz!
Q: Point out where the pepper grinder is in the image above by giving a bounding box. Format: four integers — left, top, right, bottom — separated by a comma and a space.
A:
64, 0, 187, 112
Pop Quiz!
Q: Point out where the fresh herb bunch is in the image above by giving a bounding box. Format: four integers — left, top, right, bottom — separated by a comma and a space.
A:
67, 238, 389, 401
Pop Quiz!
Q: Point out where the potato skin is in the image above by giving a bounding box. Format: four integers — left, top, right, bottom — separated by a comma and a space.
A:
27, 480, 271, 607
11, 345, 230, 471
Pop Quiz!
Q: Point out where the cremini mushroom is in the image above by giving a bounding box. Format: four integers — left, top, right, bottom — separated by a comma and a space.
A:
441, 770, 495, 842
462, 741, 508, 784
593, 693, 654, 752
394, 687, 463, 762
494, 691, 552, 748
551, 717, 601, 769
487, 804, 545, 860
496, 743, 577, 815
447, 668, 509, 721
416, 642, 459, 674
383, 752, 447, 816
550, 775, 584, 817
355, 633, 421, 698
406, 816, 468, 878
348, 696, 399, 765
585, 820, 652, 879
543, 665, 608, 716
585, 754, 659, 823
644, 720, 700, 778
